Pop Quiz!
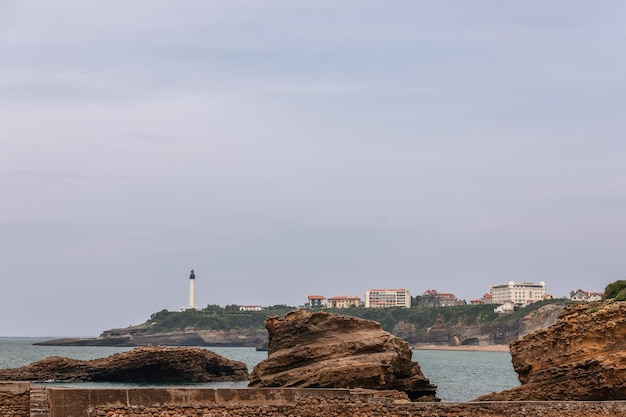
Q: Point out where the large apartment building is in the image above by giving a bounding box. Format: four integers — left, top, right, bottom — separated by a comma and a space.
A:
365, 289, 411, 308
489, 281, 546, 306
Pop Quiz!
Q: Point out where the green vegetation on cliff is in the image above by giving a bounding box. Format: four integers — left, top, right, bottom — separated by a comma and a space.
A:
603, 280, 626, 301
327, 303, 500, 331
144, 299, 572, 343
147, 305, 298, 333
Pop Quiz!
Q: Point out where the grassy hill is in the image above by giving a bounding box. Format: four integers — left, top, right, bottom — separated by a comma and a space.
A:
144, 300, 572, 344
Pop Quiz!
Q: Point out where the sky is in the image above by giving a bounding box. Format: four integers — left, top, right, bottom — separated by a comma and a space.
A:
1, 1, 626, 336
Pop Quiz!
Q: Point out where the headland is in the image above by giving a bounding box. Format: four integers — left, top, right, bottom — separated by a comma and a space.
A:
35, 300, 569, 349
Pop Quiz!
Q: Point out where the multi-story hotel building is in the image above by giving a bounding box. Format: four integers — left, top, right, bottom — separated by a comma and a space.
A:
365, 289, 411, 308
489, 281, 546, 306
327, 296, 361, 309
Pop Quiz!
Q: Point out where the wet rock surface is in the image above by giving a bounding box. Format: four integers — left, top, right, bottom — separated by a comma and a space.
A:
248, 309, 438, 401
0, 346, 248, 382
478, 301, 626, 401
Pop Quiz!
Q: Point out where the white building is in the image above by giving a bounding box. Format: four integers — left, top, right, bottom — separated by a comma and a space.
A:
307, 295, 326, 309
570, 289, 603, 302
365, 289, 411, 308
239, 305, 265, 311
489, 281, 546, 307
494, 301, 516, 314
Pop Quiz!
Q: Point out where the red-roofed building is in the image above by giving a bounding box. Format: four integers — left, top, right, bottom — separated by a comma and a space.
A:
570, 289, 603, 302
307, 295, 326, 309
417, 289, 461, 307
471, 293, 493, 305
327, 296, 361, 309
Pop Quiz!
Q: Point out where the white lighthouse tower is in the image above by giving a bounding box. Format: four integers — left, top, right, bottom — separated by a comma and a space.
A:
180, 269, 197, 311
188, 269, 196, 309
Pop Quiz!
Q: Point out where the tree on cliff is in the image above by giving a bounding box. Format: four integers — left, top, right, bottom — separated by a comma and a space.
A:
603, 280, 626, 301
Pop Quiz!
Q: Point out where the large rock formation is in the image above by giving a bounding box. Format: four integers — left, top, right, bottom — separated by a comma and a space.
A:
478, 301, 626, 401
248, 309, 437, 401
0, 346, 248, 382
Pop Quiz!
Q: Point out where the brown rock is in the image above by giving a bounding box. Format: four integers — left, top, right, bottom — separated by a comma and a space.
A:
477, 301, 626, 401
0, 346, 248, 382
248, 309, 438, 401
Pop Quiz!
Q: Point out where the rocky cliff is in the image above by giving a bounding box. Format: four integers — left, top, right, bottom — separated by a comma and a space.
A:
413, 302, 566, 347
248, 309, 438, 401
478, 301, 626, 401
0, 346, 248, 382
35, 302, 567, 349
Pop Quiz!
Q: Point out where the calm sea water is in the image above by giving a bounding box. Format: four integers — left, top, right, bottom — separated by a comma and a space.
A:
412, 349, 519, 401
0, 337, 518, 402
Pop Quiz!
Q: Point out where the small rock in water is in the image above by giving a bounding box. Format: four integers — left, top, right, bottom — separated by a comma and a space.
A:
0, 346, 248, 382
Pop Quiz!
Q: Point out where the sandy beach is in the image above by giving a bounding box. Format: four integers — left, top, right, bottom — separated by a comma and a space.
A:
413, 344, 510, 352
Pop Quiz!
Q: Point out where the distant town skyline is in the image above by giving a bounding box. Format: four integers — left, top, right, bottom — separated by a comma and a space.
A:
224, 279, 603, 310
2, 1, 625, 336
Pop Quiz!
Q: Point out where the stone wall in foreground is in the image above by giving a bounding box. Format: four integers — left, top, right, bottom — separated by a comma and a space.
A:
0, 382, 29, 417
92, 398, 626, 417
1, 384, 626, 417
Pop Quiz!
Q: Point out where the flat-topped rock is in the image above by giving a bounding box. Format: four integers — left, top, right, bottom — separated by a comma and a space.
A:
248, 309, 437, 401
0, 346, 248, 382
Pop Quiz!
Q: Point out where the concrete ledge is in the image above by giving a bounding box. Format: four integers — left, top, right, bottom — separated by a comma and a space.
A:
0, 381, 30, 395
34, 387, 626, 417
47, 387, 357, 417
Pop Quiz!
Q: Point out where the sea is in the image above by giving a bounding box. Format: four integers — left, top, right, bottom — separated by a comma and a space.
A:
0, 337, 519, 402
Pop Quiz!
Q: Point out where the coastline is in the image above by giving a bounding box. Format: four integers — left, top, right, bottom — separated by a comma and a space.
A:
413, 344, 510, 352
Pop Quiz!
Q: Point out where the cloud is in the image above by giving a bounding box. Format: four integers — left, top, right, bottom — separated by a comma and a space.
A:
1, 0, 625, 335
11, 170, 140, 181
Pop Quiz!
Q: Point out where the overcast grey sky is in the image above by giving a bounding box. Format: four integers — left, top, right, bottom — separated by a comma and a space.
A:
2, 1, 625, 336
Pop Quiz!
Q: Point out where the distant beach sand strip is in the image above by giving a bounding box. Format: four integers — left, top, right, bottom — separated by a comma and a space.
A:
413, 344, 510, 352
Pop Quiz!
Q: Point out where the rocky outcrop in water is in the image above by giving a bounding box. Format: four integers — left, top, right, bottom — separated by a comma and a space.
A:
478, 301, 626, 401
248, 309, 438, 401
34, 328, 268, 347
0, 346, 248, 382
